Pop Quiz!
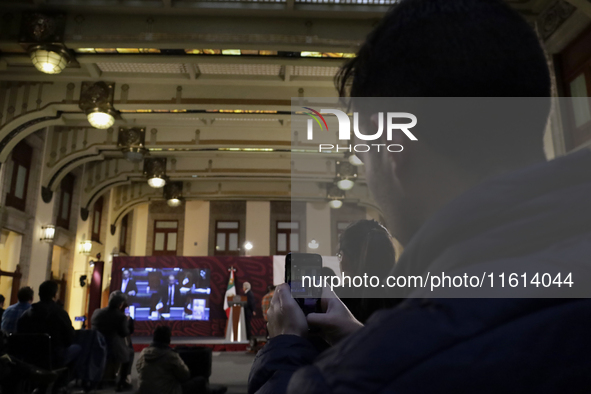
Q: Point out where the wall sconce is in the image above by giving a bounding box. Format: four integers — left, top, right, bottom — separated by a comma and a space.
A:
118, 127, 148, 163
40, 225, 55, 242
19, 12, 73, 75
327, 184, 345, 209
163, 181, 183, 207
336, 160, 358, 191
144, 158, 168, 188
244, 241, 253, 251
79, 81, 118, 129
80, 240, 92, 254
308, 239, 319, 249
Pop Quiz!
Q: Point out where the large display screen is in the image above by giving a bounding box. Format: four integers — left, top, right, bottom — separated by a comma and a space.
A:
120, 267, 211, 321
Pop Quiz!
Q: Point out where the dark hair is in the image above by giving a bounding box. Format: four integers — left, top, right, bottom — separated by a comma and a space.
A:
337, 0, 551, 170
108, 291, 127, 309
339, 220, 396, 278
338, 0, 549, 98
39, 281, 58, 302
17, 286, 34, 303
267, 285, 276, 293
0, 294, 4, 305
153, 325, 172, 345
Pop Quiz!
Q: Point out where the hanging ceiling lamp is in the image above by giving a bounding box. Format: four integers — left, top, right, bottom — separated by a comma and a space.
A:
118, 127, 148, 163
29, 44, 70, 74
335, 160, 358, 191
79, 81, 118, 129
164, 181, 183, 207
327, 184, 345, 209
144, 158, 168, 188
19, 13, 74, 75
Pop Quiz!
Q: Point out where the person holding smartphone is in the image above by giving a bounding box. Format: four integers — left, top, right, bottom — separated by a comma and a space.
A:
248, 0, 591, 393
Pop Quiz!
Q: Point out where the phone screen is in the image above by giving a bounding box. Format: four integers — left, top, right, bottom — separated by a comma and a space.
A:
286, 253, 322, 315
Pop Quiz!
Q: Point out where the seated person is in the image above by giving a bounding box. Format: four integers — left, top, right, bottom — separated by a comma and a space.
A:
91, 291, 133, 391
136, 325, 207, 394
1, 286, 34, 333
17, 281, 79, 368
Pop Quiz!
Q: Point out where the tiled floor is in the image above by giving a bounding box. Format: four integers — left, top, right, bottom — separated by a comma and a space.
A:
83, 351, 255, 394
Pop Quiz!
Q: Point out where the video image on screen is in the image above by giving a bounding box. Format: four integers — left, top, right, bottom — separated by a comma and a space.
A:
120, 267, 211, 321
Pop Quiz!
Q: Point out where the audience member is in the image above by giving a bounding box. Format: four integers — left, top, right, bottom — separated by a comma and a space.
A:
1, 286, 34, 333
17, 280, 79, 368
0, 295, 5, 323
261, 285, 275, 322
242, 282, 256, 340
337, 220, 396, 323
136, 325, 206, 394
248, 0, 591, 393
91, 291, 133, 392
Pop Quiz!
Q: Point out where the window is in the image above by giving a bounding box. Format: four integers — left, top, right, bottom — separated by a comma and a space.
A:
215, 221, 240, 256
276, 221, 299, 254
153, 220, 178, 256
6, 142, 32, 212
56, 174, 74, 230
91, 197, 103, 243
119, 214, 128, 254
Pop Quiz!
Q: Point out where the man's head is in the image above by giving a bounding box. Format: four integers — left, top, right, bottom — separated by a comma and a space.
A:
153, 325, 172, 345
267, 285, 276, 293
122, 270, 130, 279
39, 281, 58, 302
0, 294, 4, 308
168, 275, 176, 285
337, 0, 551, 245
243, 282, 251, 293
17, 286, 34, 304
108, 291, 127, 310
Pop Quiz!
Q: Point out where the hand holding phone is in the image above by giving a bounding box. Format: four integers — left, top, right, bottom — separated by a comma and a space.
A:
285, 253, 323, 316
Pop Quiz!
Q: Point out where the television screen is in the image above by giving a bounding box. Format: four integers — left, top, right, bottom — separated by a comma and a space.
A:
120, 267, 211, 321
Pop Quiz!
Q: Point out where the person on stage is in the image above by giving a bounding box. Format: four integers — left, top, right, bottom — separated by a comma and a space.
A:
242, 282, 256, 340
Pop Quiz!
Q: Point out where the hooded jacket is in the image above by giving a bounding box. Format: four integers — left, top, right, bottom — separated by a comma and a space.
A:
249, 150, 591, 394
136, 343, 190, 394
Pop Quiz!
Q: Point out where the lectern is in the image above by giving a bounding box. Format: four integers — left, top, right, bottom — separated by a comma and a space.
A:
225, 295, 247, 342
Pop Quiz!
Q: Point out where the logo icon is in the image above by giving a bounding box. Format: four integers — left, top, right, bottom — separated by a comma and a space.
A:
305, 108, 418, 142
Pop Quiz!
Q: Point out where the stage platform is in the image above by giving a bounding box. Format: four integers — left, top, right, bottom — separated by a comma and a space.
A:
131, 336, 266, 352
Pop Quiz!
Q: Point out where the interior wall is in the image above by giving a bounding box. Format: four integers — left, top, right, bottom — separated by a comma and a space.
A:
245, 201, 271, 256
130, 204, 149, 256
183, 200, 210, 256
306, 201, 331, 256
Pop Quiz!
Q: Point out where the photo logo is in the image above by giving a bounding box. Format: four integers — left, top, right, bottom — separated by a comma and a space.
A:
304, 108, 418, 153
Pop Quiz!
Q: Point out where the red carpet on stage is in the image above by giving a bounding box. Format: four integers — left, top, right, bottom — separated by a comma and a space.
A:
111, 256, 273, 338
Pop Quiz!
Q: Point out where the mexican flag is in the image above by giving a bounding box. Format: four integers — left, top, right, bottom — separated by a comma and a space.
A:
223, 269, 236, 318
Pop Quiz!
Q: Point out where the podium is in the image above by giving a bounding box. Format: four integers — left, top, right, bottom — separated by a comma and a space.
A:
225, 295, 248, 343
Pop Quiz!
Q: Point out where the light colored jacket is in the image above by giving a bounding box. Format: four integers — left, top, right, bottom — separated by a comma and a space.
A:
136, 344, 190, 394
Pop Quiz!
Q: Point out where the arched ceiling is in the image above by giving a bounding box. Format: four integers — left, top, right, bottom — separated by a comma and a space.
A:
0, 0, 578, 219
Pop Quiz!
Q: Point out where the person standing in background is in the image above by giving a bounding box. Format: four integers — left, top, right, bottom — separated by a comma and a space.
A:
1, 286, 34, 333
243, 282, 256, 340
0, 295, 5, 324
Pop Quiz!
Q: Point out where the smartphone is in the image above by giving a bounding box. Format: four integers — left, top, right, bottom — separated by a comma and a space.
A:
285, 253, 322, 315
74, 316, 86, 322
